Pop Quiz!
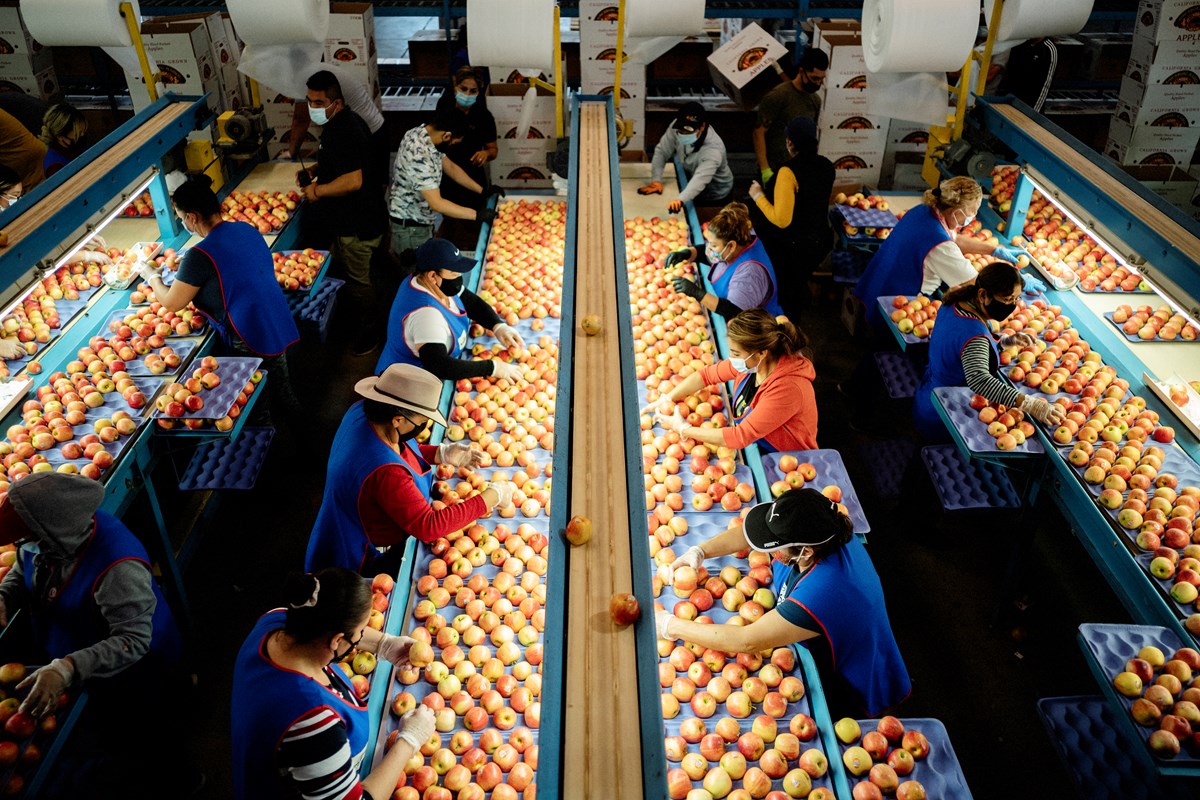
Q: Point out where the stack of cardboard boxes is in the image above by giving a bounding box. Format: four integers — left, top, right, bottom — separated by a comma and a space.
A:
0, 2, 58, 101
487, 83, 557, 189
580, 0, 645, 153
1107, 0, 1200, 217
125, 13, 241, 118
814, 22, 887, 193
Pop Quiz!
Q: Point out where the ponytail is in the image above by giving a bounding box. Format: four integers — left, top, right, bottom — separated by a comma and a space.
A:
282, 568, 372, 643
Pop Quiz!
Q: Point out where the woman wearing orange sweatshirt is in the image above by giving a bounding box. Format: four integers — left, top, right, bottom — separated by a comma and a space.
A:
653, 309, 817, 453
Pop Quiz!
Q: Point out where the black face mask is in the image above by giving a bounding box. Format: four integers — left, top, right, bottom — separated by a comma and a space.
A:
985, 299, 1017, 321
801, 76, 821, 93
441, 276, 464, 296
395, 417, 428, 443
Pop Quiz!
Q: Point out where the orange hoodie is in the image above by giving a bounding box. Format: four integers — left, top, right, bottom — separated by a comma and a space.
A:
699, 353, 819, 452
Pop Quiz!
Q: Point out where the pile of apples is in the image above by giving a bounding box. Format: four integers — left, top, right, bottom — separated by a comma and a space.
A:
1055, 391, 1172, 448
832, 192, 893, 239
155, 360, 262, 433
0, 263, 102, 371
1112, 304, 1199, 342
887, 296, 941, 339
475, 200, 567, 327
220, 190, 297, 235
108, 304, 205, 340
0, 662, 70, 796
272, 249, 327, 291
1111, 643, 1200, 759
967, 395, 1036, 450
1003, 328, 1120, 399
834, 717, 930, 800
120, 190, 154, 217
78, 332, 181, 378
989, 164, 1018, 215
332, 573, 397, 700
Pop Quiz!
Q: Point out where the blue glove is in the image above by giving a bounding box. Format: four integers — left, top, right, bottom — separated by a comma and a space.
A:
992, 245, 1024, 263
1021, 273, 1047, 296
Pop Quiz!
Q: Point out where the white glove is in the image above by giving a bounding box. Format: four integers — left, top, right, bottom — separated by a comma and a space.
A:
998, 332, 1036, 350
135, 261, 162, 283
493, 324, 525, 350
488, 481, 515, 509
655, 610, 677, 640
438, 442, 484, 469
0, 337, 24, 360
397, 706, 437, 751
655, 408, 686, 433
1023, 395, 1066, 426
375, 634, 415, 668
18, 658, 72, 717
657, 545, 705, 586
491, 361, 524, 382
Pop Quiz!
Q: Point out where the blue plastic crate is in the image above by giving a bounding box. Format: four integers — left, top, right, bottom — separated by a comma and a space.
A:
836, 718, 973, 799
920, 445, 1020, 511
875, 352, 920, 400
831, 249, 872, 285
177, 427, 275, 491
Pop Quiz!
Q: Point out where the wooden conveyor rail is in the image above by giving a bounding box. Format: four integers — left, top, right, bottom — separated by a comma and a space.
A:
992, 102, 1200, 266
563, 102, 645, 799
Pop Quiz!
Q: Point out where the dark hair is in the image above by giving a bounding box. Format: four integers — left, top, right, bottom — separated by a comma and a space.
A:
453, 66, 482, 89
306, 70, 344, 102
809, 514, 853, 561
942, 261, 1023, 307
171, 176, 220, 218
363, 398, 406, 425
726, 309, 808, 357
431, 106, 469, 136
708, 202, 755, 246
800, 48, 829, 71
0, 165, 20, 194
283, 568, 372, 643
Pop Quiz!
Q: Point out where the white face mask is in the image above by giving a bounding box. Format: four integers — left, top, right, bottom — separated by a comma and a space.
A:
309, 104, 329, 126
728, 353, 758, 373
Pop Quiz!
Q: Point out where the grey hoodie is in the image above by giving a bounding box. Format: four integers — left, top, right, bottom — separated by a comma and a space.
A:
0, 473, 156, 682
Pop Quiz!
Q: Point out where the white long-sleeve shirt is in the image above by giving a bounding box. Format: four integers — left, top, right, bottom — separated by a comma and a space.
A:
919, 241, 978, 295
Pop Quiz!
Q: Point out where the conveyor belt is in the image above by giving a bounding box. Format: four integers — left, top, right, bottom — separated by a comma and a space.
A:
563, 101, 644, 800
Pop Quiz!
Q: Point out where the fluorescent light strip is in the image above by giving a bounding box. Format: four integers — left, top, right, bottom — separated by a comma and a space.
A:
1021, 169, 1200, 330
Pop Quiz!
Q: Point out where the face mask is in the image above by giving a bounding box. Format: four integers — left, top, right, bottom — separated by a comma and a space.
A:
958, 213, 976, 229
801, 74, 821, 93
984, 298, 1017, 321
395, 417, 428, 443
179, 215, 195, 237
456, 92, 477, 107
441, 275, 464, 296
678, 132, 698, 147
705, 243, 726, 264
728, 352, 758, 373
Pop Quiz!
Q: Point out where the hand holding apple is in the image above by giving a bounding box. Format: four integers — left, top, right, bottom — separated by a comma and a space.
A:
657, 545, 706, 586
438, 441, 484, 469
396, 705, 437, 752
375, 634, 417, 668
16, 658, 72, 718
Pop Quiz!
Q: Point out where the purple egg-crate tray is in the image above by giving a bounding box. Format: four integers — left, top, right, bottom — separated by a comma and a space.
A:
1077, 623, 1200, 774
1103, 312, 1196, 344
150, 356, 261, 420
0, 294, 95, 370
101, 307, 204, 339
920, 445, 1020, 512
933, 386, 1045, 456
1074, 443, 1200, 504
877, 298, 926, 346
36, 377, 161, 471
1132, 552, 1197, 625
836, 718, 973, 799
833, 205, 899, 229
760, 450, 870, 535
122, 337, 200, 376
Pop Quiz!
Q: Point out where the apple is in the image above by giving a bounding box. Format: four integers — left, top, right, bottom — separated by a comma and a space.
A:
853, 780, 883, 800
896, 781, 927, 800
580, 314, 602, 335
4, 711, 35, 739
887, 747, 915, 776
790, 713, 817, 741
609, 592, 640, 625
737, 731, 765, 761
798, 748, 828, 778
834, 717, 861, 744
0, 664, 26, 684
565, 515, 592, 546
843, 746, 872, 777
719, 750, 747, 780
876, 715, 904, 743
1148, 729, 1180, 758
901, 730, 930, 759
782, 768, 811, 799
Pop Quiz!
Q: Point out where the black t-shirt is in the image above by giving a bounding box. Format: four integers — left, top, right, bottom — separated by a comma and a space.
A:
315, 108, 384, 238
175, 248, 228, 334
435, 92, 498, 180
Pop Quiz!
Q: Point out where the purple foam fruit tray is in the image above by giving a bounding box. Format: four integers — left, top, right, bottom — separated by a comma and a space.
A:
877, 298, 926, 346
833, 205, 900, 229
122, 337, 200, 377
836, 718, 973, 799
150, 356, 261, 420
1103, 312, 1195, 344
933, 386, 1045, 456
760, 450, 870, 535
101, 307, 205, 339
35, 377, 161, 475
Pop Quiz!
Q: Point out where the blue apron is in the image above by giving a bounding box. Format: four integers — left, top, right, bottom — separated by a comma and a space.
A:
306, 401, 434, 573
43, 149, 70, 178
23, 511, 181, 667
192, 221, 300, 356
913, 304, 996, 441
377, 276, 471, 375
231, 610, 369, 800
854, 205, 951, 331
773, 537, 910, 717
708, 238, 784, 317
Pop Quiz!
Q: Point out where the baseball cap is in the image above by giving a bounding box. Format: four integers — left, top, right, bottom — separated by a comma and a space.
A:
416, 238, 476, 274
742, 488, 845, 552
674, 102, 706, 133
785, 117, 817, 147
354, 363, 448, 427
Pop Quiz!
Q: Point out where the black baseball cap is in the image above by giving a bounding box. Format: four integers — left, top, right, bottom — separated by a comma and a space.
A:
675, 102, 706, 133
416, 238, 476, 273
743, 488, 846, 552
786, 116, 817, 147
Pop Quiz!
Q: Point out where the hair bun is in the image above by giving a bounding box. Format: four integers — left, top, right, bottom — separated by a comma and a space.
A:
187, 174, 214, 190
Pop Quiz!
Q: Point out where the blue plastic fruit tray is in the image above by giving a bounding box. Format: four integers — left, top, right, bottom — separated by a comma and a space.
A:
1076, 623, 1200, 775
877, 298, 926, 346
150, 356, 261, 420
1103, 312, 1195, 344
122, 337, 200, 377
1132, 551, 1199, 627
920, 445, 1020, 511
933, 386, 1045, 456
759, 450, 870, 535
874, 352, 920, 400
833, 205, 899, 229
656, 463, 756, 511
34, 377, 161, 475
101, 307, 205, 339
836, 718, 973, 799
1, 293, 96, 371
178, 427, 275, 491
1078, 281, 1156, 294
1038, 695, 1197, 800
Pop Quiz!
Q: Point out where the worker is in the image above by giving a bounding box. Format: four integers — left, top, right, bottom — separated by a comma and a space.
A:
651, 309, 817, 454
435, 67, 499, 249
753, 48, 828, 182
0, 164, 21, 211
305, 363, 515, 575
913, 261, 1066, 441
376, 237, 525, 382
139, 177, 304, 432
656, 488, 911, 718
232, 567, 437, 800
0, 107, 46, 190
748, 116, 835, 319
666, 202, 784, 320
638, 102, 733, 215
288, 64, 388, 190
39, 102, 86, 179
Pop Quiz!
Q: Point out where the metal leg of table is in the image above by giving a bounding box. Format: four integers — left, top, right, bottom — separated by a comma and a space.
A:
133, 460, 191, 629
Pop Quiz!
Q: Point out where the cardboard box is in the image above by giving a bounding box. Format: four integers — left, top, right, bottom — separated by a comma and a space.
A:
818, 128, 886, 192
818, 33, 866, 80
1124, 54, 1200, 90
886, 119, 931, 155
1113, 97, 1200, 130
0, 64, 56, 99
0, 4, 51, 75
581, 61, 645, 98
579, 0, 621, 27
1123, 164, 1199, 205
492, 139, 554, 189
325, 2, 376, 70
819, 88, 886, 132
1119, 64, 1200, 123
155, 11, 242, 111
707, 23, 789, 110
1105, 121, 1200, 166
125, 18, 221, 113
1134, 0, 1200, 45
812, 20, 860, 52
487, 84, 557, 139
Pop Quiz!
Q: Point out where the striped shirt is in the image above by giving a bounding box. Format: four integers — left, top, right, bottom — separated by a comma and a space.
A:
961, 336, 1022, 408
277, 671, 372, 800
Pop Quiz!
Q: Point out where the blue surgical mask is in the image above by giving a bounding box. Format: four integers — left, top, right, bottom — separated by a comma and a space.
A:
308, 104, 328, 126
456, 92, 477, 108
705, 243, 725, 263
678, 132, 698, 147
728, 356, 748, 372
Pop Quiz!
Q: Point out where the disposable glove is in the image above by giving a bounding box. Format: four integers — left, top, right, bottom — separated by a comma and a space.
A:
438, 442, 484, 469
1023, 396, 1066, 426
397, 706, 437, 752
655, 609, 677, 640
664, 248, 692, 269
17, 658, 72, 718
671, 277, 705, 300
638, 181, 664, 195
493, 323, 525, 350
992, 245, 1024, 263
491, 360, 524, 382
997, 332, 1036, 350
375, 634, 415, 668
656, 545, 705, 586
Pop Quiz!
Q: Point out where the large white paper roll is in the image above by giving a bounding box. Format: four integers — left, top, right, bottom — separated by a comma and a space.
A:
227, 0, 328, 46
863, 0, 978, 74
20, 0, 141, 47
985, 0, 1094, 42
625, 0, 705, 38
467, 0, 554, 73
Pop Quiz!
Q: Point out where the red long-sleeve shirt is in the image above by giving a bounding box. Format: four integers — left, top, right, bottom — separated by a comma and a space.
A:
699, 353, 819, 452
359, 444, 488, 547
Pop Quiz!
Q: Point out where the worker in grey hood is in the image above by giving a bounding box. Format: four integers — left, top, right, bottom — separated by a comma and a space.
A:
0, 472, 181, 717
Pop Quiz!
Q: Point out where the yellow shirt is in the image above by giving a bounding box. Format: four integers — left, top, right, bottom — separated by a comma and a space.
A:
754, 167, 798, 229
0, 109, 46, 190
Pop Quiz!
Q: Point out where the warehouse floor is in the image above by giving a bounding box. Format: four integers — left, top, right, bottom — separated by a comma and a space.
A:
157, 275, 1138, 800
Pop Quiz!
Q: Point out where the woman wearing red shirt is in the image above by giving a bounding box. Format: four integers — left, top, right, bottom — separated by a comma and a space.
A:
654, 310, 817, 453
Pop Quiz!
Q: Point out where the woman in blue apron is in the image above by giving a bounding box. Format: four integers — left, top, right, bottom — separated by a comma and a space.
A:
666, 202, 784, 320
377, 237, 524, 382
39, 103, 87, 179
655, 489, 911, 718
139, 177, 305, 431
232, 568, 436, 800
913, 261, 1065, 442
306, 363, 514, 575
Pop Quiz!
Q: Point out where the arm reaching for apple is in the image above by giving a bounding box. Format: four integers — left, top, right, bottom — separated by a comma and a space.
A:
657, 545, 706, 586
437, 442, 484, 469
492, 323, 525, 351
491, 361, 524, 383
17, 658, 72, 718
996, 332, 1036, 350
360, 705, 435, 800
1021, 395, 1066, 427
0, 337, 24, 360
371, 633, 416, 668
657, 607, 817, 654
487, 481, 515, 509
